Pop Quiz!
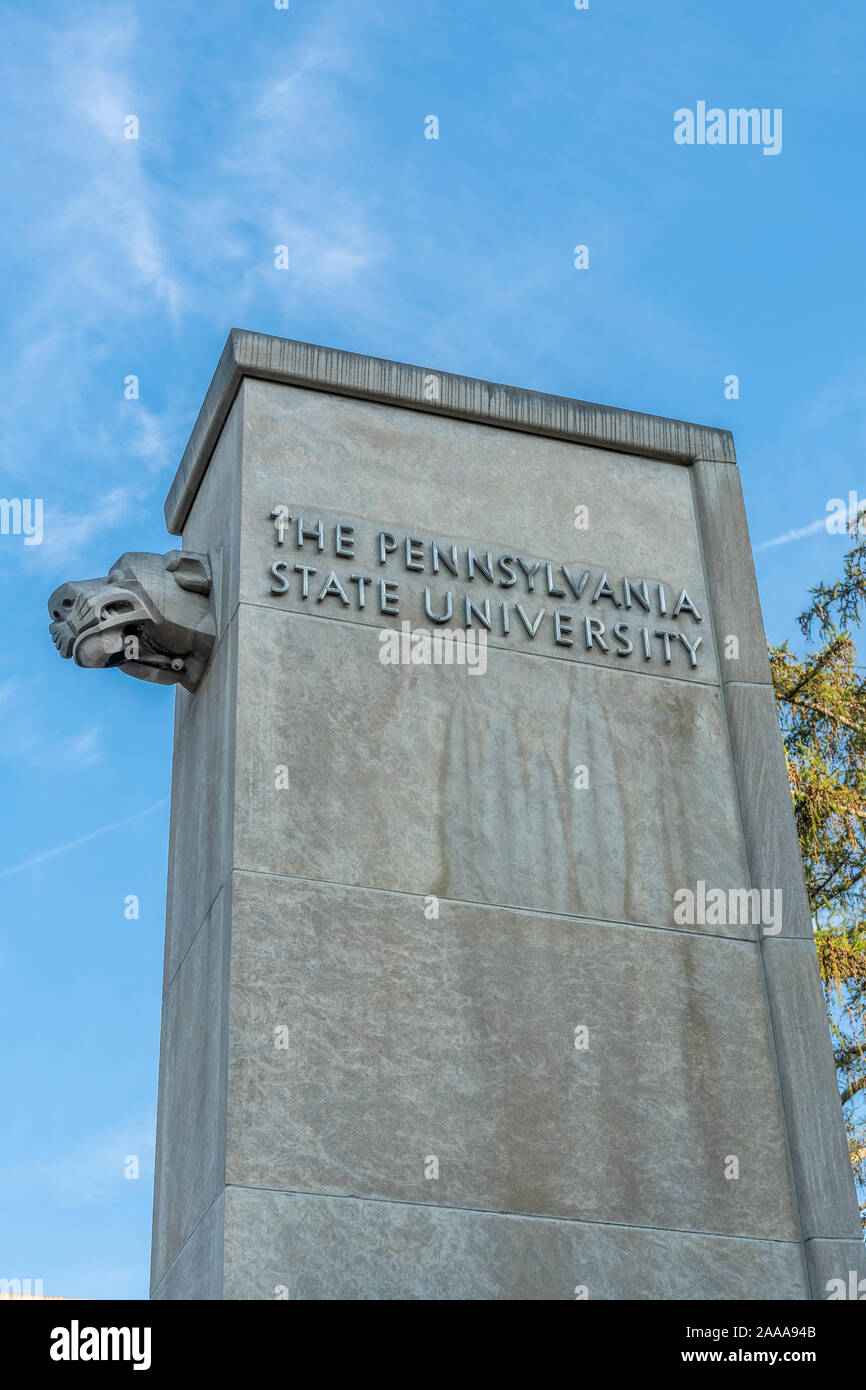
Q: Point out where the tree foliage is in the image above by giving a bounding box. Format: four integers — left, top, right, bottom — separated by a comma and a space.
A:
770, 532, 866, 1227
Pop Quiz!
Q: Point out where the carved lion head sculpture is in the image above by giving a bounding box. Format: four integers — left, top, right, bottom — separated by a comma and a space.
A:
48, 550, 215, 692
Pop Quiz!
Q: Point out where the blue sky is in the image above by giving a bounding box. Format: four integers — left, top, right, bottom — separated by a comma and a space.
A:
1, 0, 864, 1298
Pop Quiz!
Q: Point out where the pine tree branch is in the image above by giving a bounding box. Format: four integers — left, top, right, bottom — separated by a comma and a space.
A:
780, 636, 851, 701
813, 866, 865, 898
841, 1074, 866, 1106
785, 696, 865, 735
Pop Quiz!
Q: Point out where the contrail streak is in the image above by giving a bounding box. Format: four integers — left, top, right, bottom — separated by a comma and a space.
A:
0, 799, 168, 879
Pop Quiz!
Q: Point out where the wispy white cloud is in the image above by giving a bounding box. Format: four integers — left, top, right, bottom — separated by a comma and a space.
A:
125, 404, 175, 470
757, 498, 866, 552
49, 13, 183, 317
0, 677, 112, 772
0, 4, 396, 586
0, 800, 167, 880
756, 516, 829, 552
0, 1113, 155, 1208
34, 486, 143, 572
204, 20, 388, 310
59, 727, 103, 769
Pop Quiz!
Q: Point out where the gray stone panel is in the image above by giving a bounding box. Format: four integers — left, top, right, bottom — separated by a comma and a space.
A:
242, 499, 715, 684
152, 1192, 225, 1301
175, 390, 243, 652
233, 602, 747, 935
164, 616, 238, 982
148, 333, 858, 1300
724, 682, 814, 940
691, 459, 773, 688
803, 1239, 866, 1300
165, 330, 735, 535
151, 887, 230, 1288
237, 378, 715, 685
221, 1186, 806, 1301
760, 938, 862, 1240
225, 871, 797, 1240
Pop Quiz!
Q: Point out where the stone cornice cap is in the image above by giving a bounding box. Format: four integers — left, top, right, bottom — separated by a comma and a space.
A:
164, 328, 737, 535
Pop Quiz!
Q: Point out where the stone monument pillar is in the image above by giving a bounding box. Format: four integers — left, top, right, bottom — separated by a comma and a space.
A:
49, 331, 866, 1299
